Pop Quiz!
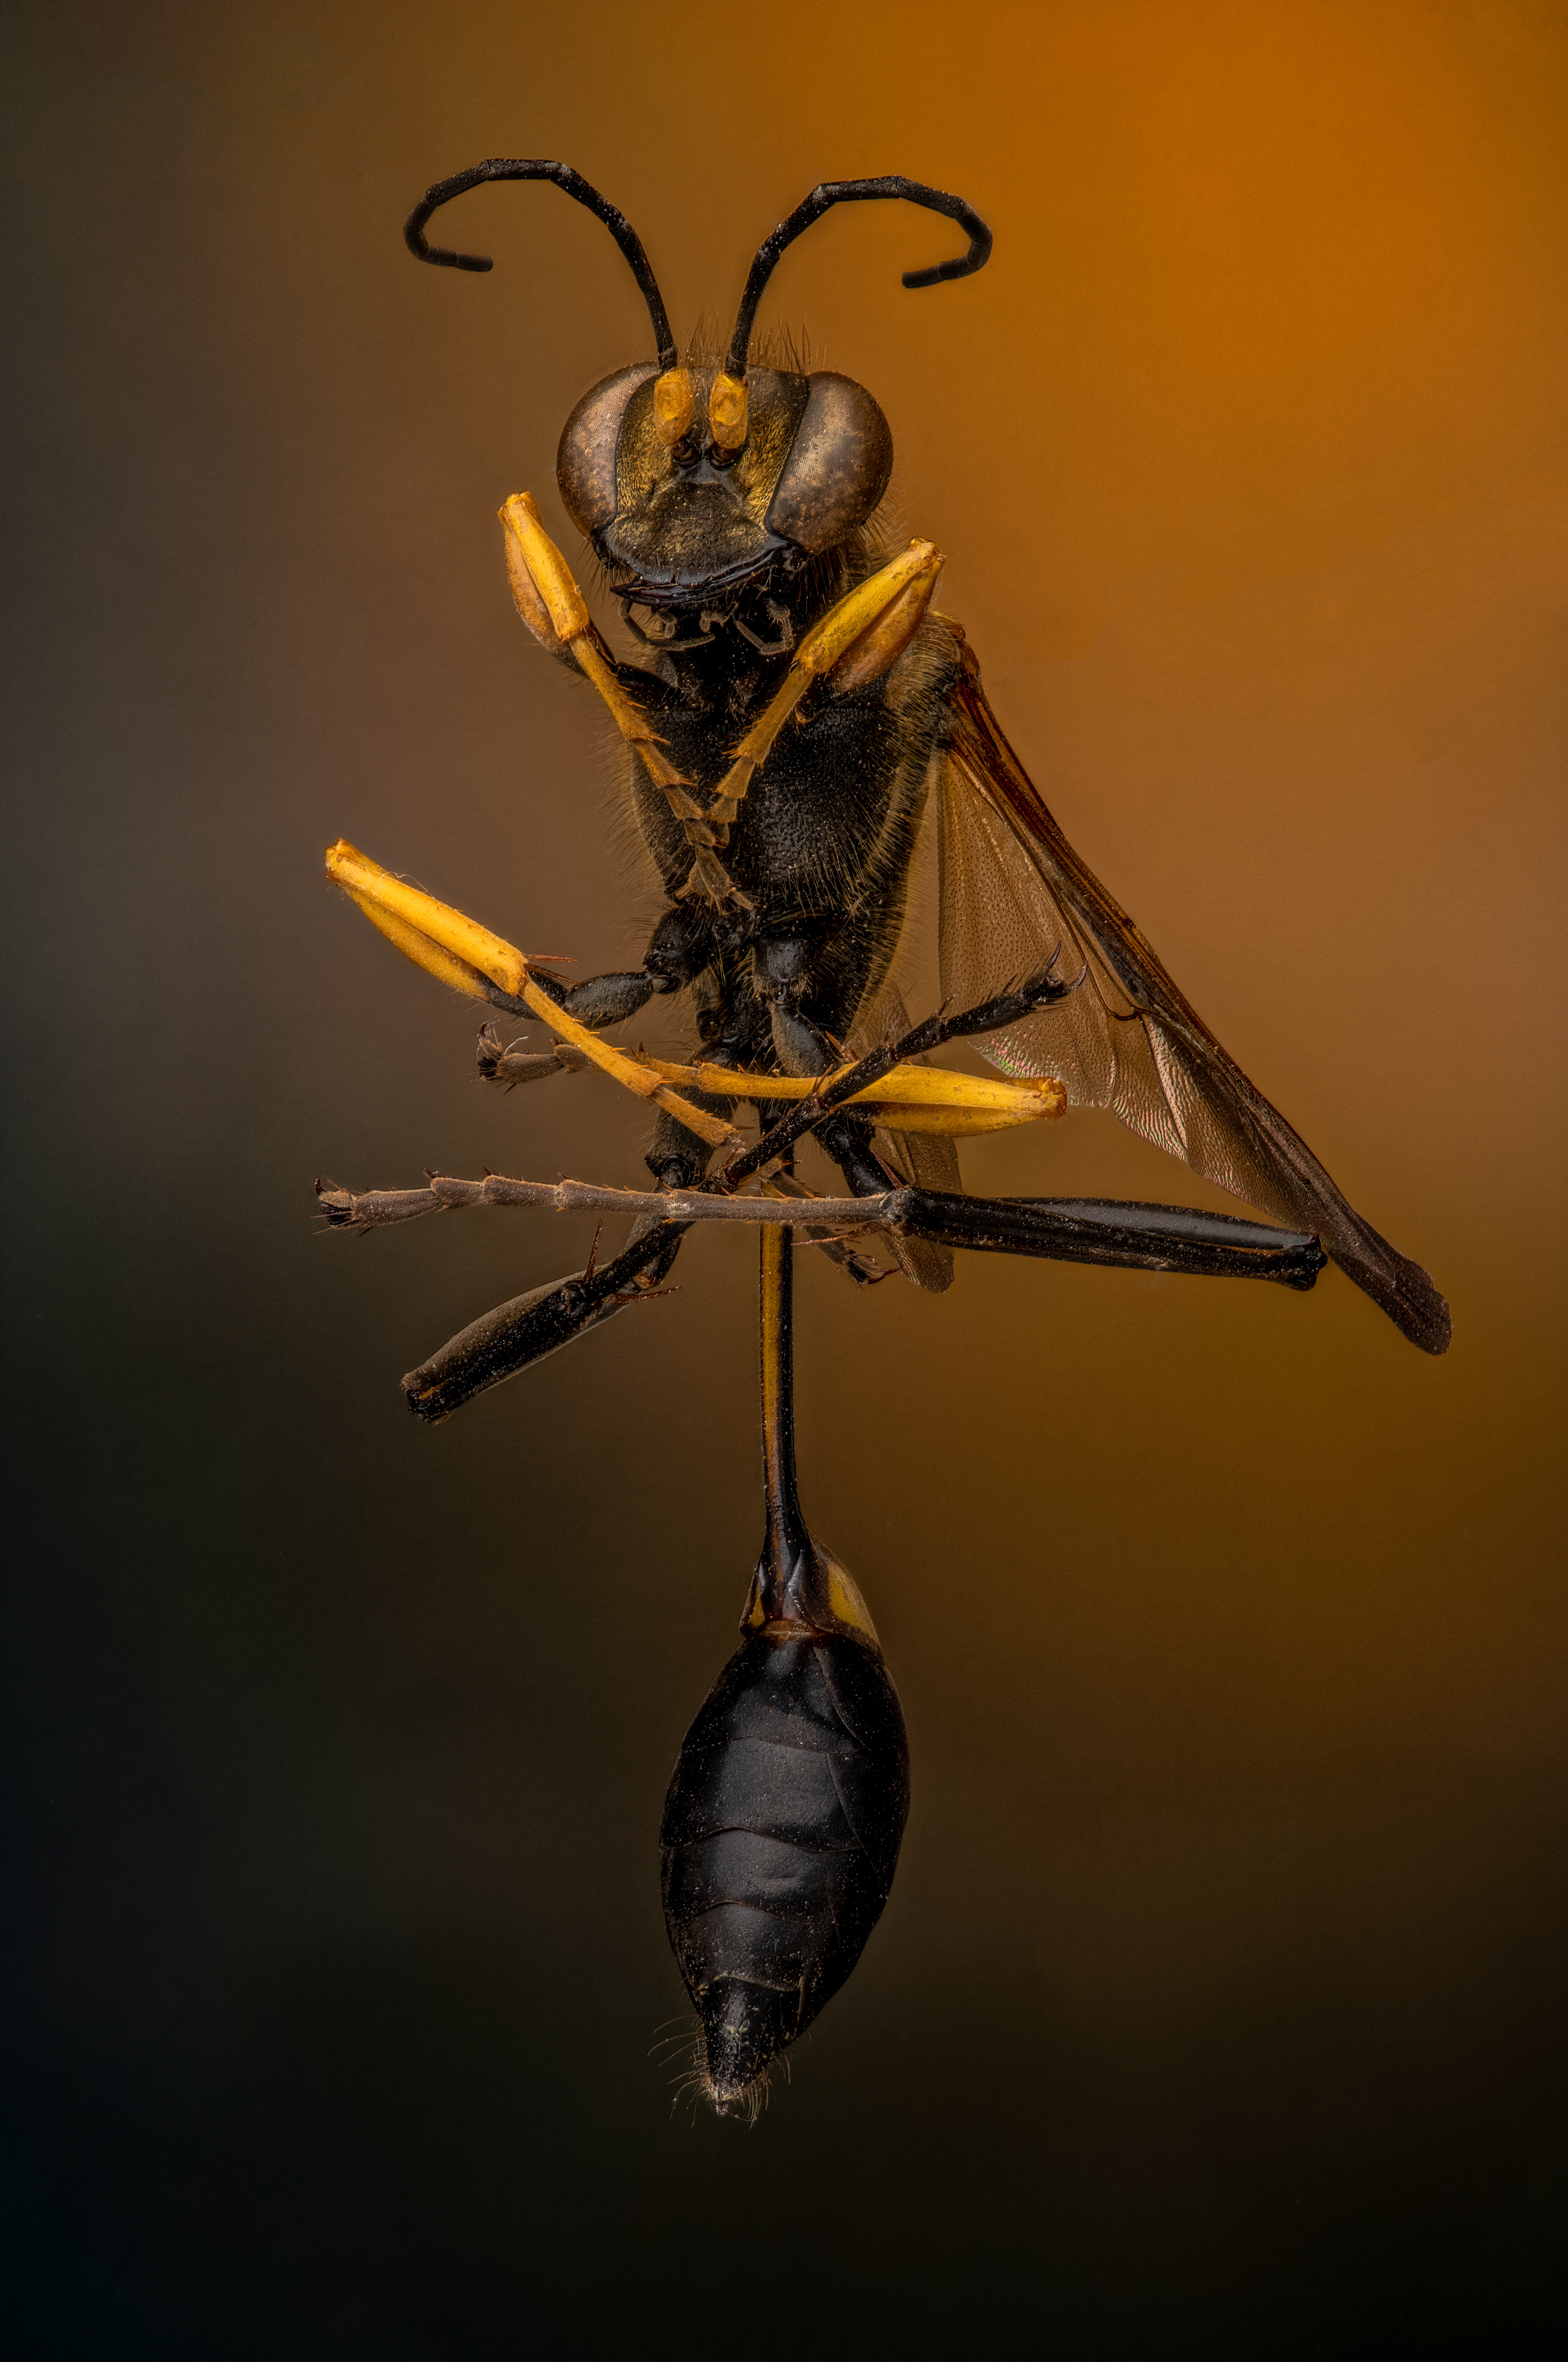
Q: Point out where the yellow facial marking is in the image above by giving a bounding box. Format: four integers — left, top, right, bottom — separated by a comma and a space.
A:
652, 368, 697, 448
708, 372, 749, 451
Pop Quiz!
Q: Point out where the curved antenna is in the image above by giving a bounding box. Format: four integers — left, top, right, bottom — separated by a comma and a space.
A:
726, 176, 992, 378
404, 158, 679, 372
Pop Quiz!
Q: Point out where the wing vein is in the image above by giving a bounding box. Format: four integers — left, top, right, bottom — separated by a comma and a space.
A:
932, 634, 1449, 1352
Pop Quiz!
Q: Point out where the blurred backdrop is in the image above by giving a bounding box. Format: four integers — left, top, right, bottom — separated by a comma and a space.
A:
4, 2, 1566, 2353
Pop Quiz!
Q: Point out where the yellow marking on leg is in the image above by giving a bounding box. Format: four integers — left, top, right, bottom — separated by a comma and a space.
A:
834, 1100, 1047, 1137
704, 541, 945, 835
681, 843, 748, 904
498, 493, 590, 643
568, 634, 701, 805
701, 670, 813, 838
327, 842, 531, 996
503, 519, 569, 656
324, 842, 741, 1151
630, 1055, 1067, 1129
340, 895, 497, 1002
830, 568, 941, 694
497, 505, 947, 905
499, 491, 679, 783
499, 493, 748, 899
794, 539, 942, 675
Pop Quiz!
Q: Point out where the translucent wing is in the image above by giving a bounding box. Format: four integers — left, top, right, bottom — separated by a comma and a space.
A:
937, 635, 1450, 1352
850, 980, 960, 1294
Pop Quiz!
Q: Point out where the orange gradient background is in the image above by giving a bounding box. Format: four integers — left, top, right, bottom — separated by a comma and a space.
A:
6, 1, 1566, 2349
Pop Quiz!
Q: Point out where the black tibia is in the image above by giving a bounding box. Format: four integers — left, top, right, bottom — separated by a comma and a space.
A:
403, 1220, 686, 1423
899, 1193, 1328, 1289
660, 1227, 908, 2113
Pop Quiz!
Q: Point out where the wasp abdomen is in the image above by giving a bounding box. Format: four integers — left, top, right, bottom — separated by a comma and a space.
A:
660, 1624, 909, 2112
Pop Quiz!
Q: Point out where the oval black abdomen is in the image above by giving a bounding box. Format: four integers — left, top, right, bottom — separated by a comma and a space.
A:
660, 1624, 909, 2112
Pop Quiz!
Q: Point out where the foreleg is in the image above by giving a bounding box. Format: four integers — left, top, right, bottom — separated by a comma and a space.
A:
694, 540, 948, 888
475, 905, 730, 1094
499, 492, 736, 889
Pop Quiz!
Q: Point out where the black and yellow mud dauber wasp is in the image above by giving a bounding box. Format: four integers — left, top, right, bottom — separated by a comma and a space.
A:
316, 161, 1450, 2120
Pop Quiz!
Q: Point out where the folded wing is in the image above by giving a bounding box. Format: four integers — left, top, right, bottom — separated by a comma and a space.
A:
936, 635, 1449, 1353
849, 979, 960, 1294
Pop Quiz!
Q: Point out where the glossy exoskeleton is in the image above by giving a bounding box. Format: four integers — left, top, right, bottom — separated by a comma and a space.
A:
318, 161, 1451, 2119
661, 1631, 908, 2113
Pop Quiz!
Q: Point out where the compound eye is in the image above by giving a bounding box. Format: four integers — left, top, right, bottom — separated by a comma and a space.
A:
557, 361, 659, 535
764, 373, 893, 554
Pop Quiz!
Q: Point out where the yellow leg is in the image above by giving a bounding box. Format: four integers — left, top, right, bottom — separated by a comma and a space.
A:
700, 539, 945, 850
500, 494, 720, 855
324, 840, 743, 1155
499, 495, 944, 907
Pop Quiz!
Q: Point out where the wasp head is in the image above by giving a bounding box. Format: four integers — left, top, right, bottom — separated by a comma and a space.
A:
557, 361, 892, 610
405, 163, 989, 613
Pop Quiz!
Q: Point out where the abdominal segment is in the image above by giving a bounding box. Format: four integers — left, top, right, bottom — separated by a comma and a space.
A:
660, 1623, 909, 2112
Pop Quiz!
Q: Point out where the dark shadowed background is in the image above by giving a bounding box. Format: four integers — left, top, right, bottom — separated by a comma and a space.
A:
5, 2, 1566, 2354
